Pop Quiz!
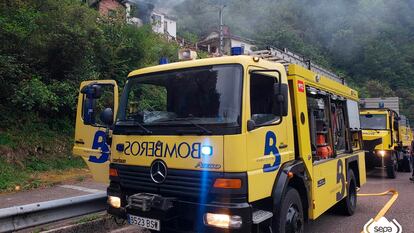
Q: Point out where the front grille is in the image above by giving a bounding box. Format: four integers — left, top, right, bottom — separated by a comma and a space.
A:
114, 164, 220, 199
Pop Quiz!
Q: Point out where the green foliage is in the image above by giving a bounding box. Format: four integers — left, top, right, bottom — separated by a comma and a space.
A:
25, 156, 85, 172
0, 0, 178, 116
179, 31, 199, 44
13, 76, 59, 112
0, 0, 179, 190
0, 157, 28, 191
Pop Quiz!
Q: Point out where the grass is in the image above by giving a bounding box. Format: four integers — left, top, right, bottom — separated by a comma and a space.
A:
0, 156, 86, 192
74, 213, 103, 224
0, 113, 87, 192
0, 157, 29, 191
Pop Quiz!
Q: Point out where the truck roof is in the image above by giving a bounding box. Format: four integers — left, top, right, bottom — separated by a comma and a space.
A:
359, 97, 400, 114
128, 55, 282, 78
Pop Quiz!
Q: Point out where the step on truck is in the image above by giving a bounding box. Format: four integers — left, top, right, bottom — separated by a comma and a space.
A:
73, 47, 366, 233
360, 97, 413, 178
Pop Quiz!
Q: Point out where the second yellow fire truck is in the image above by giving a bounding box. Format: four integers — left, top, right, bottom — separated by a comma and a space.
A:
360, 98, 413, 178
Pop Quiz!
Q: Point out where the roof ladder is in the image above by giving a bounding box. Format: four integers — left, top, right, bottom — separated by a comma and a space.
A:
250, 47, 345, 84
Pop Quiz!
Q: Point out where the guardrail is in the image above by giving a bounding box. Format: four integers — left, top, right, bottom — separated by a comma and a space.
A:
0, 192, 107, 233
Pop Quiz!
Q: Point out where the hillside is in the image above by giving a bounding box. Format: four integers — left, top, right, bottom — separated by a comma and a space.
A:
174, 0, 414, 120
0, 0, 179, 191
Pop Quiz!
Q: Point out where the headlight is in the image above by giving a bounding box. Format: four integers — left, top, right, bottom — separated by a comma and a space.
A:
201, 146, 213, 156
378, 150, 386, 157
108, 196, 121, 208
204, 213, 242, 229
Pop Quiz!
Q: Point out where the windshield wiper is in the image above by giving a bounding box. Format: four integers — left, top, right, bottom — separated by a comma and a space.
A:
117, 120, 152, 134
167, 118, 212, 135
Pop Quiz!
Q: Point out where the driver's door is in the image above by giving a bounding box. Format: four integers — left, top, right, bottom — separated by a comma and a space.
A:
73, 80, 118, 183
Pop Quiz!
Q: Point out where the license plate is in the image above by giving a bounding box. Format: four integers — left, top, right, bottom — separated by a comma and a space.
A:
128, 214, 160, 231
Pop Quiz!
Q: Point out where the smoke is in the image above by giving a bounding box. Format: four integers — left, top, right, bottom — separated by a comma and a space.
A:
165, 0, 414, 62
128, 0, 185, 15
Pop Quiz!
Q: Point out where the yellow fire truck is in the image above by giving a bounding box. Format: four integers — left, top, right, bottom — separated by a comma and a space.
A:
360, 99, 413, 178
73, 47, 366, 233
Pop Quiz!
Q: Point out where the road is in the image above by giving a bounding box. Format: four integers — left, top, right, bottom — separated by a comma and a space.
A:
2, 169, 413, 233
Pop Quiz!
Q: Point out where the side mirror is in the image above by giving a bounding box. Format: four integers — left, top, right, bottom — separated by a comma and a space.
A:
394, 122, 399, 131
81, 84, 102, 99
247, 119, 256, 131
81, 84, 103, 125
100, 108, 114, 126
273, 83, 288, 116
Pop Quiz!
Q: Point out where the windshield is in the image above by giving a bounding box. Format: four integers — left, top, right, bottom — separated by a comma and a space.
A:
360, 114, 387, 130
116, 65, 243, 134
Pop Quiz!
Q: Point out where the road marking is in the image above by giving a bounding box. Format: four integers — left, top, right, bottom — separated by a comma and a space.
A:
59, 185, 105, 194
358, 189, 399, 233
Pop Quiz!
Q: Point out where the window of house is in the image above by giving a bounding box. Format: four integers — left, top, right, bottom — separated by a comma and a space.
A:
152, 15, 162, 28
250, 73, 279, 125
108, 9, 116, 17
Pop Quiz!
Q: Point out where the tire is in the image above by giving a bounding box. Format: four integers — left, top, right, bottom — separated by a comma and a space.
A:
401, 155, 412, 172
337, 170, 357, 216
274, 187, 304, 233
386, 153, 398, 178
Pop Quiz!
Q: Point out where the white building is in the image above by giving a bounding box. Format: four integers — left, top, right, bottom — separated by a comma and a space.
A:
124, 1, 177, 38
151, 11, 177, 38
230, 35, 256, 54
198, 27, 257, 55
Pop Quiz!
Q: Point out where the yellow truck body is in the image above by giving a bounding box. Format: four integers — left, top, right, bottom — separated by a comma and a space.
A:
73, 55, 366, 232
360, 108, 413, 177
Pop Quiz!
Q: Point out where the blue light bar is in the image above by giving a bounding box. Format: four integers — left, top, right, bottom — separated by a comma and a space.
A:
159, 57, 169, 65
231, 47, 244, 56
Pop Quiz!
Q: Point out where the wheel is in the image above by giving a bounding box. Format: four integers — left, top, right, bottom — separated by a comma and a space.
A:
386, 164, 397, 179
337, 170, 357, 216
386, 153, 398, 178
401, 155, 412, 172
274, 187, 304, 233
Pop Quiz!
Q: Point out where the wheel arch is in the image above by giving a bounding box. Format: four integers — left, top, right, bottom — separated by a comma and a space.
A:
272, 161, 310, 221
346, 156, 360, 187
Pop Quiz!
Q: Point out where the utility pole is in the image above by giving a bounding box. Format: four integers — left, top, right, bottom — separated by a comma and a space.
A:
219, 5, 226, 55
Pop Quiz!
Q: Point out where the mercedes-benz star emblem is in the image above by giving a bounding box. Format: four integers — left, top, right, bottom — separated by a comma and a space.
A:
150, 160, 167, 184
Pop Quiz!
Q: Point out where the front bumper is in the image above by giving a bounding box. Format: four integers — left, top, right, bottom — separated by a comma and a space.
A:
107, 192, 253, 233
107, 164, 252, 233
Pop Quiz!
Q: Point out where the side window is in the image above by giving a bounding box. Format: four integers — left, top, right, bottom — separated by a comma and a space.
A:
346, 100, 362, 150
306, 88, 333, 161
82, 84, 114, 125
250, 73, 278, 125
331, 99, 348, 153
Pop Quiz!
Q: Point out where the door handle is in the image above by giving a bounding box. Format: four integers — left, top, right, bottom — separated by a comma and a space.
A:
279, 143, 288, 149
75, 139, 85, 145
